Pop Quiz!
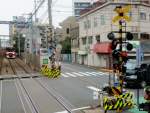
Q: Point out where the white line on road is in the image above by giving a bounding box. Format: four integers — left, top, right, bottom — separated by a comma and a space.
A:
54, 106, 91, 113
61, 73, 69, 77
72, 72, 84, 76
92, 72, 108, 76
54, 111, 68, 113
72, 106, 91, 111
85, 72, 97, 76
78, 72, 91, 76
0, 81, 2, 113
66, 73, 77, 77
87, 86, 101, 92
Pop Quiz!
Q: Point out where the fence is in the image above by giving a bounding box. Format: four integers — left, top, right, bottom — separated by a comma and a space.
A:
61, 54, 72, 62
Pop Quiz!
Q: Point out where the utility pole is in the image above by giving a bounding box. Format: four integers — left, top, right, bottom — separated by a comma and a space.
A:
18, 33, 21, 56
47, 0, 53, 49
48, 0, 52, 26
34, 0, 37, 21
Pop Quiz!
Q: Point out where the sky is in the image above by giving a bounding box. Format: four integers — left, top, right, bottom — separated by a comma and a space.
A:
0, 0, 72, 37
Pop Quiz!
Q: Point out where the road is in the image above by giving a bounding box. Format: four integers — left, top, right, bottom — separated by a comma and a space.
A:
0, 61, 146, 113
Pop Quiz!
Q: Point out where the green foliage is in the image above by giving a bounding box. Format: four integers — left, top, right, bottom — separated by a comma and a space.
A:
60, 37, 71, 54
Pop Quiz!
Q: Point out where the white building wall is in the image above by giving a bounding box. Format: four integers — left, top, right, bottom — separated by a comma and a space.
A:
79, 2, 150, 67
139, 5, 150, 33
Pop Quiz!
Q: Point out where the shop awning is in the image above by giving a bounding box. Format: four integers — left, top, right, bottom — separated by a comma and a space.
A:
93, 42, 112, 54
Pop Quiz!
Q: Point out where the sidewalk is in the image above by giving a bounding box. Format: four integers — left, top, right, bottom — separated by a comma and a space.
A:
83, 108, 103, 113
70, 62, 113, 73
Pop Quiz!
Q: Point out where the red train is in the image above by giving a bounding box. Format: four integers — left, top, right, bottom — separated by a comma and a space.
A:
5, 47, 16, 59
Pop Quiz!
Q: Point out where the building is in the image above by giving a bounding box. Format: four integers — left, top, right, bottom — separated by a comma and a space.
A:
70, 20, 79, 63
59, 16, 79, 62
59, 16, 78, 41
78, 0, 150, 68
73, 0, 99, 17
54, 27, 63, 43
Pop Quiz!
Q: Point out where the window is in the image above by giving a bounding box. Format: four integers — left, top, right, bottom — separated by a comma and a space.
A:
84, 21, 87, 29
74, 2, 90, 8
81, 3, 90, 8
87, 19, 91, 28
100, 15, 105, 25
88, 36, 93, 44
94, 17, 98, 27
74, 9, 81, 16
82, 37, 87, 45
132, 33, 138, 40
140, 12, 146, 20
66, 28, 69, 34
96, 35, 100, 42
141, 33, 150, 40
128, 11, 132, 18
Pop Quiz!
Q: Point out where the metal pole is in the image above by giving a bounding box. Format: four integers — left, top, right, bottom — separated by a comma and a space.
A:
0, 39, 1, 48
48, 0, 52, 26
137, 88, 139, 107
34, 0, 37, 21
48, 0, 53, 49
18, 34, 20, 56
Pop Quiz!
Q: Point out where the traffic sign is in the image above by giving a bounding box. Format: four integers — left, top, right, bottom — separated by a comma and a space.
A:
136, 46, 144, 66
112, 5, 131, 23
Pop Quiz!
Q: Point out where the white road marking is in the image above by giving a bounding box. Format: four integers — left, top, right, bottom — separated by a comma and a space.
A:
78, 72, 91, 76
85, 72, 97, 76
54, 106, 91, 113
54, 111, 68, 113
87, 86, 101, 92
72, 72, 84, 76
0, 81, 2, 113
66, 73, 77, 77
61, 73, 69, 77
61, 71, 109, 78
92, 72, 107, 76
72, 106, 91, 111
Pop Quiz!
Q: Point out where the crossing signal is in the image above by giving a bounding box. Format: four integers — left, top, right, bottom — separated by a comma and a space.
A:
126, 32, 133, 40
126, 32, 133, 51
112, 5, 131, 23
107, 32, 118, 50
107, 32, 115, 40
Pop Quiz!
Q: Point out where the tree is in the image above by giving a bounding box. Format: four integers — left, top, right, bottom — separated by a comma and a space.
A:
60, 37, 71, 54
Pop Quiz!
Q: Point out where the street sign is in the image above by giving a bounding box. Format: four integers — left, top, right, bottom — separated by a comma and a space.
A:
136, 46, 144, 66
112, 5, 131, 23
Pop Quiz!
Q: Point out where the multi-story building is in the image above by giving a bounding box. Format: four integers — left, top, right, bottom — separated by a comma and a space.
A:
59, 16, 79, 62
73, 0, 99, 18
59, 16, 77, 41
78, 0, 150, 68
70, 21, 79, 63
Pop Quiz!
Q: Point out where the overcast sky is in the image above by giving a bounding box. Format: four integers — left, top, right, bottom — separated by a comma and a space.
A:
0, 0, 72, 36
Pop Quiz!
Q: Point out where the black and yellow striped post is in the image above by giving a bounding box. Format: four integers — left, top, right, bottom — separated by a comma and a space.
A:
112, 5, 131, 95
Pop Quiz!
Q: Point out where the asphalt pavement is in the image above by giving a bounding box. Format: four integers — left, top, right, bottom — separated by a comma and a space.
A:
0, 62, 147, 113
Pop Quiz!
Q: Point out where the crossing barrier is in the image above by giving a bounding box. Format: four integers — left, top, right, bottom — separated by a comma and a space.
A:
103, 92, 134, 113
40, 65, 61, 78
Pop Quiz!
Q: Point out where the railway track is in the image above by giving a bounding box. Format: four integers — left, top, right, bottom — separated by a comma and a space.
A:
1, 58, 83, 113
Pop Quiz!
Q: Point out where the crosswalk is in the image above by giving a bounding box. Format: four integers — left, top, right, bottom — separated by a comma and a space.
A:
61, 71, 110, 78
